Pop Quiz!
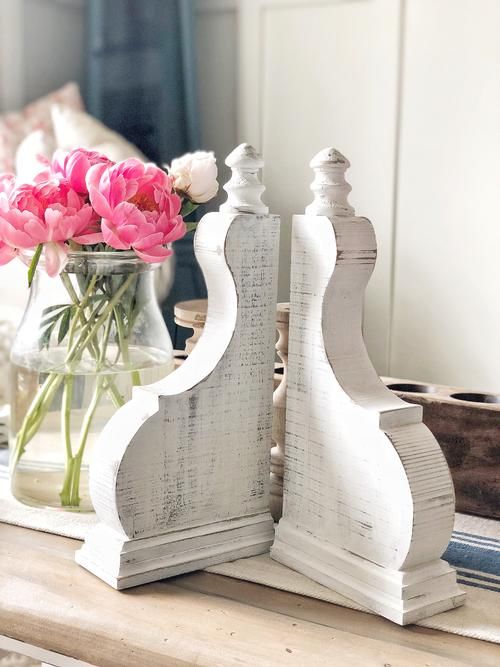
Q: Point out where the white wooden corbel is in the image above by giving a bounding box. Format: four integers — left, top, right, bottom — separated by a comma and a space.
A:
271, 148, 466, 625
76, 144, 280, 589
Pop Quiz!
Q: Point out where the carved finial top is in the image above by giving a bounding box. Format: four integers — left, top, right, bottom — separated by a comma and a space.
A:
225, 143, 264, 170
220, 143, 269, 215
310, 147, 350, 170
306, 147, 355, 217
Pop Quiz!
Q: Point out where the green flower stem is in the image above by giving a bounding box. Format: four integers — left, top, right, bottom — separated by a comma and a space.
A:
59, 456, 75, 507
62, 273, 106, 365
60, 274, 124, 408
14, 274, 119, 472
27, 244, 43, 287
64, 274, 136, 365
77, 376, 105, 460
61, 315, 120, 506
61, 374, 74, 461
99, 314, 113, 364
23, 374, 63, 440
61, 273, 97, 348
61, 375, 106, 507
60, 302, 129, 506
14, 272, 138, 508
74, 378, 105, 496
10, 372, 63, 470
104, 378, 125, 409
69, 455, 82, 507
92, 309, 125, 410
113, 306, 141, 386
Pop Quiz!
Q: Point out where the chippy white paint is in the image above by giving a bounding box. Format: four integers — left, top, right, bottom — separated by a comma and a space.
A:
271, 148, 465, 625
77, 144, 280, 589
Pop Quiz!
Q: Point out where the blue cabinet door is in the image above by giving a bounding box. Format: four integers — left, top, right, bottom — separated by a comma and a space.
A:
86, 0, 205, 345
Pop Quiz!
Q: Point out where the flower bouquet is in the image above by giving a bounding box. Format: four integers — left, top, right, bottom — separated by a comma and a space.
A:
0, 149, 218, 510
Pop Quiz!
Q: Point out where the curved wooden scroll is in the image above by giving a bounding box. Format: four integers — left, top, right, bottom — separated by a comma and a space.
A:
77, 144, 280, 589
271, 148, 465, 624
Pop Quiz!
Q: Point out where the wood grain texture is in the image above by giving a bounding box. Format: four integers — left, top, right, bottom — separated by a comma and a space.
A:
173, 299, 289, 523
384, 377, 500, 519
272, 148, 465, 625
77, 144, 280, 589
3, 523, 500, 667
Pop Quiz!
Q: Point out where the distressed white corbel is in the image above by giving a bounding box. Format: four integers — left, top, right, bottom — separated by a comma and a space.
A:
76, 144, 280, 589
271, 148, 465, 625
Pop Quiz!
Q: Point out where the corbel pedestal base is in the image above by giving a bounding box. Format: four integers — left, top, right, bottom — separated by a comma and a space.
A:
272, 521, 466, 625
77, 513, 274, 590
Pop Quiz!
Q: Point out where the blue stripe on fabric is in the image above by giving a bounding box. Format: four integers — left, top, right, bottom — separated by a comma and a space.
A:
457, 578, 500, 593
444, 541, 500, 577
452, 530, 500, 545
456, 570, 500, 587
452, 537, 500, 551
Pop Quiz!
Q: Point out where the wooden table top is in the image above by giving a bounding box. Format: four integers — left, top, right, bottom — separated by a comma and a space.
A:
2, 522, 500, 667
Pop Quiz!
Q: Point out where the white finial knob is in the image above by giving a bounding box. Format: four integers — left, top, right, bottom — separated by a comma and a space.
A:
305, 147, 355, 217
220, 143, 269, 214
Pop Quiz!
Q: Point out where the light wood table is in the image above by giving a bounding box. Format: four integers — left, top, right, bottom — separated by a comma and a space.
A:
1, 523, 499, 667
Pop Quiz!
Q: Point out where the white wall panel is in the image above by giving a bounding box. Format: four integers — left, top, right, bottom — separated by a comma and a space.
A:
0, 0, 25, 112
238, 0, 401, 373
195, 0, 238, 209
23, 0, 85, 104
391, 0, 500, 391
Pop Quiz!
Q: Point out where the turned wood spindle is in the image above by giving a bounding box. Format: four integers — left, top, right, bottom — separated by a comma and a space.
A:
270, 303, 289, 522
220, 144, 269, 215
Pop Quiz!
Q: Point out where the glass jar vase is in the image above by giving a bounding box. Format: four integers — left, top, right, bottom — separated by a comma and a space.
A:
9, 251, 175, 511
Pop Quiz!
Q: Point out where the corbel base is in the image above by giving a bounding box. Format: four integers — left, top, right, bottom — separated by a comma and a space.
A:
271, 520, 466, 625
76, 513, 274, 590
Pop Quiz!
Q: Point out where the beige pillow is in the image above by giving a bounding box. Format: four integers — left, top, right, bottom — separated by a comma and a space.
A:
0, 82, 83, 174
51, 104, 148, 162
15, 129, 56, 183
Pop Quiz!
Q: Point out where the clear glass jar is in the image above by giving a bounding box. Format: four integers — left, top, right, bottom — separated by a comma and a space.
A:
9, 251, 175, 511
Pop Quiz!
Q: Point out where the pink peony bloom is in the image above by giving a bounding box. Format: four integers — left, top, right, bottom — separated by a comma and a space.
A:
37, 148, 113, 194
0, 180, 102, 275
0, 239, 17, 265
86, 159, 186, 262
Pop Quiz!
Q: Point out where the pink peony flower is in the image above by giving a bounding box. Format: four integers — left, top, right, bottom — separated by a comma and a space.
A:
0, 242, 17, 265
0, 180, 102, 275
37, 148, 113, 194
86, 159, 186, 262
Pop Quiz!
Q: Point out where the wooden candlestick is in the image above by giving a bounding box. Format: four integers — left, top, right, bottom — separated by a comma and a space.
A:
271, 148, 465, 625
174, 299, 208, 355
270, 303, 289, 522
77, 144, 280, 589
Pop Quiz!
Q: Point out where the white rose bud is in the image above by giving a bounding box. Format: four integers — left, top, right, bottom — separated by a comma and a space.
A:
169, 151, 219, 204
